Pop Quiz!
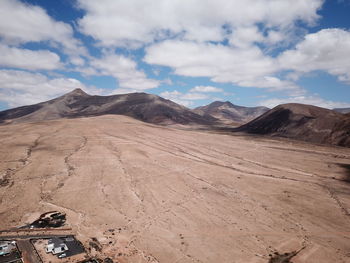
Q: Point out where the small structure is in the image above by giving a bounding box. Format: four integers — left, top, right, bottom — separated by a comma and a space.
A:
46, 238, 69, 255
0, 241, 16, 256
44, 236, 85, 259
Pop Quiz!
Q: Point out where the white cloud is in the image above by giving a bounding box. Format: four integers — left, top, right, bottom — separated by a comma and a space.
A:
77, 0, 323, 48
265, 30, 286, 44
110, 88, 142, 95
76, 0, 334, 97
161, 78, 174, 86
0, 69, 101, 107
0, 0, 87, 63
145, 40, 274, 80
181, 93, 209, 100
189, 86, 223, 93
160, 91, 193, 107
278, 28, 350, 83
145, 40, 302, 93
160, 90, 213, 107
0, 44, 62, 70
2, 0, 348, 113
229, 26, 264, 47
143, 27, 350, 97
259, 95, 350, 109
89, 53, 159, 92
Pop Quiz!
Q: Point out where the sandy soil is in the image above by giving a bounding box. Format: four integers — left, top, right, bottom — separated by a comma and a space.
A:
0, 115, 349, 263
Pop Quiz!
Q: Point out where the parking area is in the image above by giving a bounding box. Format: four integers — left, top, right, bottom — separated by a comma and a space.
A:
0, 252, 22, 263
61, 236, 85, 257
0, 241, 22, 263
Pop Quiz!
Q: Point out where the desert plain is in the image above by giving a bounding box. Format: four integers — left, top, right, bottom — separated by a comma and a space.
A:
0, 115, 350, 263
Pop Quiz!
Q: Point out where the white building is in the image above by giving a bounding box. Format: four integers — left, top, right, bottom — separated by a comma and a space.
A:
46, 238, 68, 255
0, 241, 16, 256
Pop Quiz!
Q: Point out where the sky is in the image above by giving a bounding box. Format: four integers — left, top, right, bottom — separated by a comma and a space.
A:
0, 0, 350, 110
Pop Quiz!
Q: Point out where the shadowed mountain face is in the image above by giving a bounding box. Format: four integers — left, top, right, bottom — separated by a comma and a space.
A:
0, 89, 218, 125
194, 101, 269, 125
334, 108, 350, 114
236, 103, 350, 147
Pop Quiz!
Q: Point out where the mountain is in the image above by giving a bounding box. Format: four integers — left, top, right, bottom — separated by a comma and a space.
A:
236, 103, 350, 147
0, 89, 218, 125
334, 107, 350, 114
193, 101, 269, 125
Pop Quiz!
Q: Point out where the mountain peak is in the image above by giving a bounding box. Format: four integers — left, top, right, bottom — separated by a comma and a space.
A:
0, 91, 217, 126
66, 88, 89, 97
209, 101, 234, 107
193, 100, 270, 124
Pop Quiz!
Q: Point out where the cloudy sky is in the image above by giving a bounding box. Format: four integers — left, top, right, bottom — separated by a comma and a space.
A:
0, 0, 350, 110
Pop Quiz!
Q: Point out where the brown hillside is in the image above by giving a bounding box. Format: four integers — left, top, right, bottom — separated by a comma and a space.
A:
236, 103, 350, 147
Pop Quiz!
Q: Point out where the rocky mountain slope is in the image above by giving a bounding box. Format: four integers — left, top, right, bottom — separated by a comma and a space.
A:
194, 101, 269, 124
236, 103, 350, 147
334, 107, 350, 114
0, 89, 218, 125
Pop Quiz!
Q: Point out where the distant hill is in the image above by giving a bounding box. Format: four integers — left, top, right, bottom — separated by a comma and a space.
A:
0, 89, 218, 126
194, 101, 269, 124
236, 103, 350, 147
334, 108, 350, 114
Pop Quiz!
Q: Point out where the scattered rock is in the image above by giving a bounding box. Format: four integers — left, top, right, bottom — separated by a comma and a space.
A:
89, 238, 103, 252
104, 258, 113, 263
268, 250, 300, 263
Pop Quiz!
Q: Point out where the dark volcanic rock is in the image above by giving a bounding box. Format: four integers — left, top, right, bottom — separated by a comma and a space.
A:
0, 89, 218, 126
194, 101, 269, 124
236, 103, 350, 147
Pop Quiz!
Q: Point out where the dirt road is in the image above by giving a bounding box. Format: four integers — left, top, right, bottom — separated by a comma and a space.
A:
16, 240, 42, 263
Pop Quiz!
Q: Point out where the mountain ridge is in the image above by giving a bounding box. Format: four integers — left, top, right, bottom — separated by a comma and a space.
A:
0, 89, 218, 126
236, 103, 350, 147
334, 107, 350, 114
194, 100, 269, 124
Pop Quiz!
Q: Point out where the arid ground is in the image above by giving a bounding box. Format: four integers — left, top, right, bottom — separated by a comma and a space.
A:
0, 115, 350, 263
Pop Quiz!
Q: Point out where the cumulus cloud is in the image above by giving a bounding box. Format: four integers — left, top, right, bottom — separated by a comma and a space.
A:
1, 0, 348, 111
0, 44, 62, 70
0, 69, 101, 107
278, 28, 350, 83
189, 86, 223, 93
181, 93, 210, 100
160, 90, 214, 107
229, 26, 264, 48
259, 95, 350, 109
0, 0, 87, 63
89, 53, 159, 92
145, 40, 274, 79
76, 0, 334, 96
145, 40, 302, 93
75, 0, 324, 96
160, 91, 193, 107
77, 0, 323, 48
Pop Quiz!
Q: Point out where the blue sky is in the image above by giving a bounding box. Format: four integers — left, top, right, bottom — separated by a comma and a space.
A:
0, 0, 350, 110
